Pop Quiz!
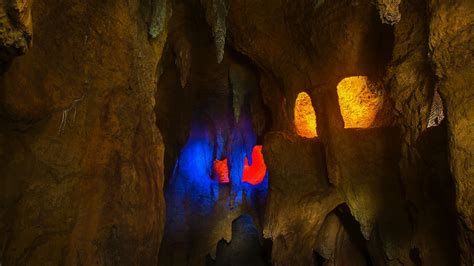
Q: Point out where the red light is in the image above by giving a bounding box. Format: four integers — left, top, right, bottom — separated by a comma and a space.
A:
212, 146, 267, 185
242, 145, 267, 185
213, 159, 229, 183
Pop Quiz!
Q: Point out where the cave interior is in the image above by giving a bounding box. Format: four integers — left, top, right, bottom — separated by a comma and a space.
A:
0, 0, 473, 265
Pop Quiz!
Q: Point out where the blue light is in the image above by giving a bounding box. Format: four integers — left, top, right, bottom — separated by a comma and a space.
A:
162, 108, 268, 250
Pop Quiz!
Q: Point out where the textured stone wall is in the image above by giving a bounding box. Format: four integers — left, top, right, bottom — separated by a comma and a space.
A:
429, 0, 474, 263
263, 132, 342, 265
0, 0, 169, 264
225, 0, 466, 264
0, 0, 32, 71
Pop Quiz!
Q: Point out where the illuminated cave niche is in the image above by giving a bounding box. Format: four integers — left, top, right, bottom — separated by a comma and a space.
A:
161, 112, 269, 263
213, 145, 267, 185
294, 92, 317, 138
242, 145, 267, 185
337, 76, 383, 128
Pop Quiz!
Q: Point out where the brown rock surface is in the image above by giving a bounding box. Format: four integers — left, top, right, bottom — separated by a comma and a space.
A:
263, 132, 342, 265
376, 0, 401, 25
0, 0, 169, 264
429, 0, 474, 263
315, 207, 371, 266
0, 0, 32, 70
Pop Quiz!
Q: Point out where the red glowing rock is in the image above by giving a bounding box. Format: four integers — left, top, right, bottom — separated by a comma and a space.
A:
242, 145, 267, 185
213, 159, 229, 183
213, 146, 267, 185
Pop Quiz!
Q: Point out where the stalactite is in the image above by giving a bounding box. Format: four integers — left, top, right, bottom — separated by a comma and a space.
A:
250, 95, 266, 136
229, 63, 258, 123
313, 0, 325, 9
173, 36, 192, 88
149, 0, 172, 39
201, 0, 229, 63
376, 0, 401, 25
0, 0, 33, 69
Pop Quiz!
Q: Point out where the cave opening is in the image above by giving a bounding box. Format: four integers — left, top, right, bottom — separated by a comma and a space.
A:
155, 5, 270, 260
207, 214, 270, 266
315, 204, 373, 266
336, 76, 385, 129
159, 106, 270, 265
294, 92, 318, 138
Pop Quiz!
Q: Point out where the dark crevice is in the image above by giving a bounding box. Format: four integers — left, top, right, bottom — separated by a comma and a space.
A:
313, 250, 327, 266
206, 214, 269, 266
335, 204, 373, 266
410, 247, 422, 266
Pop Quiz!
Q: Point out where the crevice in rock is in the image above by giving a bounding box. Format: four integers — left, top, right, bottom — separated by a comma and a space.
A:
409, 247, 422, 266
206, 214, 269, 266
315, 204, 373, 266
312, 251, 326, 266
334, 204, 373, 265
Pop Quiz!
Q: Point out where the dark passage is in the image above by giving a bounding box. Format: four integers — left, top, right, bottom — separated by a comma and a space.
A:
207, 215, 269, 266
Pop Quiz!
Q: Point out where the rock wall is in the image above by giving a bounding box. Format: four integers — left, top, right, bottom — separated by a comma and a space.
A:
225, 0, 468, 264
0, 0, 169, 264
0, 0, 33, 71
385, 0, 461, 264
429, 0, 474, 263
263, 132, 342, 265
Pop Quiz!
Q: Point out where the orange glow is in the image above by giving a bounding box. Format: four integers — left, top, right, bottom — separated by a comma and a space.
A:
213, 159, 229, 183
294, 92, 317, 138
242, 146, 267, 185
337, 76, 383, 128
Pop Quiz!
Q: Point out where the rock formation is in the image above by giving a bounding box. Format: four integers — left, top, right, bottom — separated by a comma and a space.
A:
0, 0, 33, 71
0, 0, 169, 264
0, 0, 472, 265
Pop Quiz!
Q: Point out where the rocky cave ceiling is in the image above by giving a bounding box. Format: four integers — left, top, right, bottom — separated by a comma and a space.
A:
0, 0, 473, 265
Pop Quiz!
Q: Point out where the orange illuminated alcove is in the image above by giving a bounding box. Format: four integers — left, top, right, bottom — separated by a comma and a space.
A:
294, 92, 317, 138
337, 76, 383, 128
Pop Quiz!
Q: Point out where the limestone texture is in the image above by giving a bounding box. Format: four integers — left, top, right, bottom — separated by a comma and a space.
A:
429, 0, 474, 263
0, 0, 169, 264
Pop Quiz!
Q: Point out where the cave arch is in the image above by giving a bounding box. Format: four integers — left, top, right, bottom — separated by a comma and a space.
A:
336, 76, 384, 129
315, 203, 372, 265
294, 92, 317, 138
